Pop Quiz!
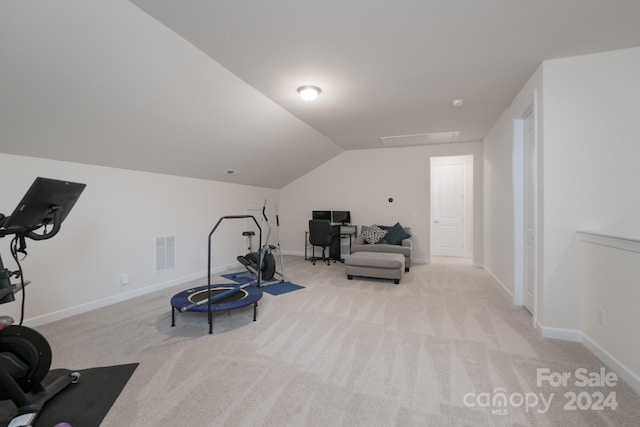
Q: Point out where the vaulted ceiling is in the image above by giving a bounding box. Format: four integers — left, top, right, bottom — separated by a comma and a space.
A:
2, 1, 640, 188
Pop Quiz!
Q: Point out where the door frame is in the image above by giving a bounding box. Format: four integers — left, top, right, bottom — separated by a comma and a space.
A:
430, 155, 473, 260
513, 90, 539, 328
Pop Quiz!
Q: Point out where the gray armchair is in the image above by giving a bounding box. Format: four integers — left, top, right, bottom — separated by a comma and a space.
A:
351, 225, 412, 271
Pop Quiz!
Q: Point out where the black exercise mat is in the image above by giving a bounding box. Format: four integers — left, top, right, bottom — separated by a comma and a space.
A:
0, 363, 138, 427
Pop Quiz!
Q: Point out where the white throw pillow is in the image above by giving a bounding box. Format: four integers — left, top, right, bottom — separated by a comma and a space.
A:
362, 225, 387, 244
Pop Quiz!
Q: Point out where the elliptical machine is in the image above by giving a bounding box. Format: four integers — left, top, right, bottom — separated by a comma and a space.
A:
0, 177, 86, 427
236, 200, 285, 286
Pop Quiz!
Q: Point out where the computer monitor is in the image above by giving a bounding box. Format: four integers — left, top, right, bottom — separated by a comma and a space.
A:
312, 210, 331, 221
0, 177, 86, 304
2, 177, 86, 236
332, 210, 351, 224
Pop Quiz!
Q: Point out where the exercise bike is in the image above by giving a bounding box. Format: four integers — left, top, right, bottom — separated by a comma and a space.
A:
0, 177, 85, 427
236, 200, 285, 286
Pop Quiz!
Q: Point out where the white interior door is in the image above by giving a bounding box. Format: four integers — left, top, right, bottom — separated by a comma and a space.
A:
523, 111, 536, 314
432, 163, 464, 257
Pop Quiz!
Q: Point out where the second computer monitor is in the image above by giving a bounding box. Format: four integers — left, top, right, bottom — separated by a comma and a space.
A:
312, 210, 332, 221
332, 210, 351, 224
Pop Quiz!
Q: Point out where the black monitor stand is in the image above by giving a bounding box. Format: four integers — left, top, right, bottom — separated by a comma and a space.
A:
330, 225, 355, 263
329, 225, 342, 262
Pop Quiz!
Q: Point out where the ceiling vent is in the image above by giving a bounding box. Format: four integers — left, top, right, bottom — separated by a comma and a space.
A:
224, 169, 242, 176
380, 131, 460, 147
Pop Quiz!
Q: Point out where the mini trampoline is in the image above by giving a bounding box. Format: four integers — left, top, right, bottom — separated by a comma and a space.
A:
171, 213, 266, 334
170, 284, 263, 333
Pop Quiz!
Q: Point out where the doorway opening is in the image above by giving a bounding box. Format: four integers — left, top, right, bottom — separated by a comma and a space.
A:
430, 155, 473, 264
513, 92, 538, 327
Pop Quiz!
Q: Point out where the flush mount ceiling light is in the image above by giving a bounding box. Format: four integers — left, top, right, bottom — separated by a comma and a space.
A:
452, 98, 464, 107
224, 169, 242, 176
297, 85, 321, 101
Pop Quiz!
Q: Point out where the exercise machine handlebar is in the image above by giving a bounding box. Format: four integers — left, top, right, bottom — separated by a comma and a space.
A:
26, 207, 62, 241
206, 214, 262, 334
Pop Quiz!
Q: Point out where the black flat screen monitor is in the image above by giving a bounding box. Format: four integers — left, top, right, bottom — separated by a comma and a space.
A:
332, 210, 351, 224
312, 210, 331, 221
3, 177, 86, 234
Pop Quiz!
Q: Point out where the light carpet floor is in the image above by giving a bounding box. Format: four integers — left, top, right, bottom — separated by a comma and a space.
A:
37, 256, 640, 426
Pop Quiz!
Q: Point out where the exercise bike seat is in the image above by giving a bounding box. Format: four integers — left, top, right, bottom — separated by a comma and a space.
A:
0, 315, 13, 331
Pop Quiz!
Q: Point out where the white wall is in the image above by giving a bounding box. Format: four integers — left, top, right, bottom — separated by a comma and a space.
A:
484, 46, 640, 330
483, 47, 640, 390
0, 153, 277, 326
483, 65, 543, 299
579, 235, 640, 392
542, 47, 640, 330
482, 109, 516, 294
279, 142, 483, 265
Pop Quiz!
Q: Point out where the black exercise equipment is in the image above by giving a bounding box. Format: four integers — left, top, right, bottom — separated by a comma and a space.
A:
0, 177, 85, 427
236, 200, 285, 284
172, 201, 285, 334
172, 213, 263, 334
170, 282, 262, 332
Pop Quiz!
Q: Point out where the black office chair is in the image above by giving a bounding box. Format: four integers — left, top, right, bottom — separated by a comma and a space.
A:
308, 219, 337, 265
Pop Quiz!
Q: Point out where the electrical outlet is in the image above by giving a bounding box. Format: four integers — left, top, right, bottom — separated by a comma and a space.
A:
598, 309, 605, 326
120, 273, 130, 286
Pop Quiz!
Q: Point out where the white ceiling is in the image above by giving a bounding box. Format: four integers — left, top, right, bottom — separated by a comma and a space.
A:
2, 1, 640, 188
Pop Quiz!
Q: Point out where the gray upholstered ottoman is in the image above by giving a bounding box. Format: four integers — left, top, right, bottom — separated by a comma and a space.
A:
345, 252, 405, 284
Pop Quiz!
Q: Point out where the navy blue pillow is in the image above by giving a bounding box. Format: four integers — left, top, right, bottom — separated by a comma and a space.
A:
383, 223, 411, 245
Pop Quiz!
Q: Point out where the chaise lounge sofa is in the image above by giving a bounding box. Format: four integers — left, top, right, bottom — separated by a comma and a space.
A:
350, 224, 412, 272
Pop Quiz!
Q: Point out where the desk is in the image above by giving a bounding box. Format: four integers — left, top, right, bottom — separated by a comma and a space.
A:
305, 224, 357, 262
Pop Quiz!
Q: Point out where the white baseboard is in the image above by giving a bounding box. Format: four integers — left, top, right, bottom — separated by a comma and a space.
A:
582, 332, 640, 395
483, 266, 514, 297
25, 263, 237, 328
537, 324, 640, 394
283, 250, 305, 257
